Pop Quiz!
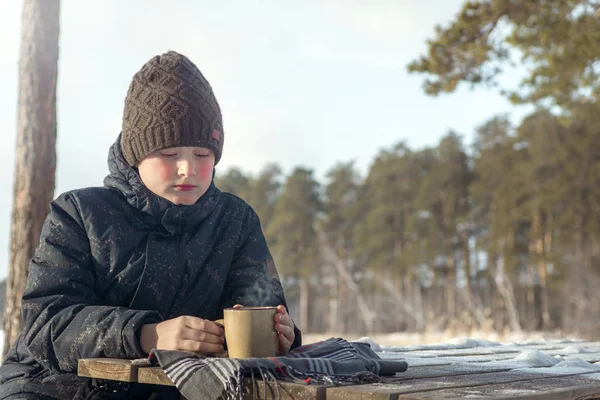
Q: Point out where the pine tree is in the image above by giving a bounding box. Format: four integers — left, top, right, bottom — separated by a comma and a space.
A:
408, 0, 600, 107
267, 168, 321, 332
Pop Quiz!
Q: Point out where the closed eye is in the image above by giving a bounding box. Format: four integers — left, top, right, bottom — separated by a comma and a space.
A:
159, 152, 177, 157
195, 153, 210, 158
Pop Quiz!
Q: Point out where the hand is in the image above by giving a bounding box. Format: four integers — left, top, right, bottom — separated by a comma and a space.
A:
232, 304, 295, 355
274, 305, 295, 355
140, 315, 225, 355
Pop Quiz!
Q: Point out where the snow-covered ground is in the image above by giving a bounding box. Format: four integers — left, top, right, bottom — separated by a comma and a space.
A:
0, 329, 3, 356
303, 330, 571, 347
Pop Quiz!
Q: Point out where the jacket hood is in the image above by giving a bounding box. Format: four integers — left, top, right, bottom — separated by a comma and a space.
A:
103, 133, 220, 234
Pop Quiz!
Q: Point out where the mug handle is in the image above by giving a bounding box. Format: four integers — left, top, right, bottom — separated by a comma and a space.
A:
214, 318, 225, 328
213, 319, 228, 354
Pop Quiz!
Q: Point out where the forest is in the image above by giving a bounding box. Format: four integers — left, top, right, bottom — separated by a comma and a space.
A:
216, 0, 600, 339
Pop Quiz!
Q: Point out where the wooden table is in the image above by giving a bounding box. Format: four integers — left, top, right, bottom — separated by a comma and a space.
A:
78, 339, 600, 399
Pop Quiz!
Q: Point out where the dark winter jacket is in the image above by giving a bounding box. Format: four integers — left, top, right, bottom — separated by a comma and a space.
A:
0, 137, 300, 399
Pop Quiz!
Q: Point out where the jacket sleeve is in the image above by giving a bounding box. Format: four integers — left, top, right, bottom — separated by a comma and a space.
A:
220, 209, 302, 349
21, 193, 161, 374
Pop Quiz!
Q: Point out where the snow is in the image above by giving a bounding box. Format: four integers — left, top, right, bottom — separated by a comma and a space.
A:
0, 330, 3, 356
376, 338, 585, 353
447, 338, 502, 348
559, 344, 599, 355
552, 358, 600, 371
353, 336, 600, 377
353, 336, 382, 352
512, 350, 560, 367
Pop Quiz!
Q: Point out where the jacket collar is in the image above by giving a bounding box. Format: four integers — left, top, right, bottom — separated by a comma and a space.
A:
103, 133, 220, 234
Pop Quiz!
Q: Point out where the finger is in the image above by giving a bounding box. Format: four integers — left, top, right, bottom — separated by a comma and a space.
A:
182, 316, 225, 336
276, 305, 287, 314
178, 339, 224, 355
275, 311, 293, 327
233, 304, 244, 309
275, 323, 295, 341
277, 332, 292, 354
182, 328, 225, 345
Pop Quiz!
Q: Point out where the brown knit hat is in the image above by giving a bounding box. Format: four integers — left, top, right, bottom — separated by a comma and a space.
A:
120, 51, 224, 166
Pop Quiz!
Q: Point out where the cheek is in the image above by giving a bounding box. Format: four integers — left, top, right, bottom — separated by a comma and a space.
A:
139, 160, 174, 187
198, 163, 213, 181
155, 164, 173, 182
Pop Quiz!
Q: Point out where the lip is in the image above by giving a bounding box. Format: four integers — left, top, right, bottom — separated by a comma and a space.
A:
174, 185, 196, 192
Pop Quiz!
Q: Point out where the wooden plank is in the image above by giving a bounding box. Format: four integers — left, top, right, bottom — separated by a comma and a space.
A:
378, 340, 587, 352
243, 380, 327, 400
78, 358, 138, 382
395, 371, 600, 399
396, 349, 600, 368
392, 357, 454, 367
325, 385, 402, 400
98, 359, 326, 399
138, 366, 175, 386
388, 345, 569, 369
386, 341, 600, 368
382, 343, 579, 359
387, 363, 512, 381
384, 348, 516, 359
397, 353, 517, 367
327, 341, 600, 400
79, 351, 600, 400
326, 368, 600, 399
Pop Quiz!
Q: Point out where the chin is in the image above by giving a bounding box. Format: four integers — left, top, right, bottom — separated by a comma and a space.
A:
167, 188, 207, 205
173, 198, 199, 206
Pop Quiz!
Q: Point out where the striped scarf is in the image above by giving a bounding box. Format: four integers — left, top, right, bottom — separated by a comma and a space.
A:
150, 338, 408, 400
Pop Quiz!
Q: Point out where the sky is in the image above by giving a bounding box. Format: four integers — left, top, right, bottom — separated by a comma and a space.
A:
0, 0, 531, 280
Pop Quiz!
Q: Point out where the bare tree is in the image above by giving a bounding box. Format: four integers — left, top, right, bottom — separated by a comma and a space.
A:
319, 232, 376, 334
3, 0, 60, 357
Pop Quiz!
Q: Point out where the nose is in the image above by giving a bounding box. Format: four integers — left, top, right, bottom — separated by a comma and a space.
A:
177, 159, 196, 177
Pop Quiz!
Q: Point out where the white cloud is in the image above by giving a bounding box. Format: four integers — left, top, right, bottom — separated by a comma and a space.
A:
288, 1, 465, 68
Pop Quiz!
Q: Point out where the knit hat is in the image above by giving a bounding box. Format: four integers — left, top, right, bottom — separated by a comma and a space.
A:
120, 51, 224, 166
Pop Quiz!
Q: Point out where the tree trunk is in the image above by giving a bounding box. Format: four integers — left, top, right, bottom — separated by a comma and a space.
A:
299, 277, 309, 332
337, 269, 346, 333
494, 241, 521, 333
335, 239, 347, 334
395, 276, 404, 331
499, 269, 521, 333
412, 277, 424, 331
319, 234, 375, 333
382, 277, 425, 330
526, 216, 540, 331
446, 256, 456, 329
526, 261, 536, 330
536, 235, 551, 330
461, 230, 473, 329
328, 270, 339, 333
531, 209, 550, 330
488, 251, 503, 331
3, 0, 60, 357
402, 275, 412, 331
373, 268, 384, 332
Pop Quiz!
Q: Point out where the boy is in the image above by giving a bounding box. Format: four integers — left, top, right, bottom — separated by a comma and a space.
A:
0, 51, 300, 399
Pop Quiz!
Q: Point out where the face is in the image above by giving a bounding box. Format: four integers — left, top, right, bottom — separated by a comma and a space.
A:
137, 146, 215, 205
